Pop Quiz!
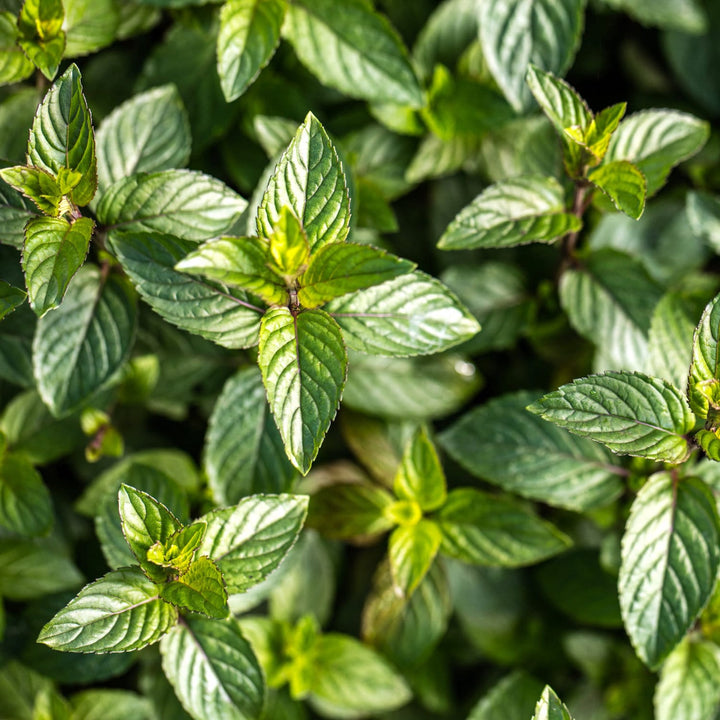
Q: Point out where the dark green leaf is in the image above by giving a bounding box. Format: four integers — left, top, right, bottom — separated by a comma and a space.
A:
0, 279, 26, 319
0, 178, 37, 248
467, 671, 545, 720
606, 0, 706, 33
0, 448, 52, 536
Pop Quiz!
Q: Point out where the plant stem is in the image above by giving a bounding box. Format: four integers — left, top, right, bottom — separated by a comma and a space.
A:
559, 179, 592, 273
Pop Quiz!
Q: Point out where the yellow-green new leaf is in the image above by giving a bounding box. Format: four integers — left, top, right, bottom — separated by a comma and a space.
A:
393, 427, 446, 512
38, 567, 177, 653
17, 0, 65, 80
0, 166, 62, 216
388, 520, 442, 598
147, 522, 206, 574
589, 160, 646, 219
161, 556, 229, 620
259, 307, 347, 473
267, 206, 309, 278
23, 216, 93, 316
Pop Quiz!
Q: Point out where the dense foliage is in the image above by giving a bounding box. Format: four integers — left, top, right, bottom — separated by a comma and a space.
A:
1, 0, 720, 719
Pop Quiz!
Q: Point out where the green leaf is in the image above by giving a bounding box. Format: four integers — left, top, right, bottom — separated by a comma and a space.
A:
33, 265, 137, 417
529, 371, 695, 464
0, 449, 52, 536
110, 232, 263, 349
688, 293, 720, 419
97, 170, 246, 242
393, 427, 446, 512
71, 690, 154, 720
619, 473, 720, 668
388, 520, 442, 598
256, 112, 350, 253
342, 352, 481, 420
687, 191, 720, 254
437, 488, 571, 567
326, 270, 480, 357
95, 85, 191, 193
17, 0, 65, 80
0, 304, 35, 387
308, 481, 395, 541
0, 12, 34, 85
532, 686, 575, 720
175, 236, 286, 306
559, 249, 662, 371
0, 661, 55, 720
253, 115, 299, 158
258, 307, 347, 474
467, 671, 545, 720
217, 0, 287, 102
160, 616, 264, 720
161, 556, 229, 619
118, 483, 182, 579
62, 0, 120, 56
198, 493, 308, 594
28, 63, 96, 206
588, 160, 646, 219
282, 0, 423, 108
440, 391, 622, 511
205, 367, 296, 505
0, 166, 63, 216
479, 0, 585, 112
604, 0, 707, 33
654, 638, 720, 720
266, 206, 309, 277
298, 243, 414, 308
0, 177, 37, 248
605, 109, 709, 196
438, 176, 580, 250
0, 537, 82, 599
147, 522, 206, 573
22, 216, 92, 316
0, 279, 26, 319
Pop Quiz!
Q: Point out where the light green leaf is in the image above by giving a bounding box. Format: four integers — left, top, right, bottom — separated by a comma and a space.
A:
603, 0, 707, 33
440, 391, 622, 511
342, 352, 481, 420
22, 216, 93, 316
654, 638, 720, 720
70, 690, 154, 720
95, 85, 191, 193
438, 176, 580, 250
388, 520, 442, 598
529, 371, 695, 464
304, 633, 412, 718
283, 0, 423, 108
298, 243, 414, 308
175, 236, 286, 306
266, 206, 309, 277
33, 265, 137, 417
559, 249, 662, 371
467, 671, 545, 720
258, 307, 347, 474
0, 449, 52, 536
393, 427, 446, 512
0, 279, 26, 319
161, 556, 229, 619
437, 488, 571, 567
205, 367, 297, 504
28, 63, 96, 205
327, 270, 480, 357
0, 178, 37, 248
63, 0, 120, 56
198, 493, 308, 594
147, 522, 206, 573
619, 473, 720, 668
217, 0, 287, 102
479, 0, 585, 112
97, 170, 246, 241
257, 112, 350, 253
0, 538, 82, 600
160, 616, 264, 720
17, 0, 66, 80
532, 686, 574, 720
0, 12, 34, 85
38, 566, 177, 652
605, 109, 709, 196
253, 115, 299, 158
688, 293, 720, 419
110, 232, 264, 349
687, 191, 720, 254
0, 166, 63, 216
405, 133, 481, 184
588, 160, 646, 219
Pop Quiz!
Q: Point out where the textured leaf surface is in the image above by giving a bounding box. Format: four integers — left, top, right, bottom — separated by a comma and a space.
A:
205, 367, 296, 505
688, 293, 720, 419
161, 556, 229, 619
0, 178, 37, 249
0, 450, 52, 536
588, 160, 646, 219
38, 567, 177, 652
198, 493, 308, 593
33, 265, 137, 417
160, 616, 264, 720
22, 216, 92, 316
619, 474, 720, 668
95, 85, 191, 192
97, 170, 246, 241
217, 0, 286, 101
529, 371, 695, 463
258, 307, 347, 473
440, 391, 623, 511
605, 110, 709, 196
283, 0, 423, 108
257, 113, 350, 252
388, 520, 442, 598
0, 165, 63, 216
28, 64, 96, 206
327, 271, 480, 357
654, 639, 720, 720
437, 488, 571, 566
533, 687, 574, 720
438, 176, 581, 250
479, 0, 585, 112
110, 232, 263, 349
